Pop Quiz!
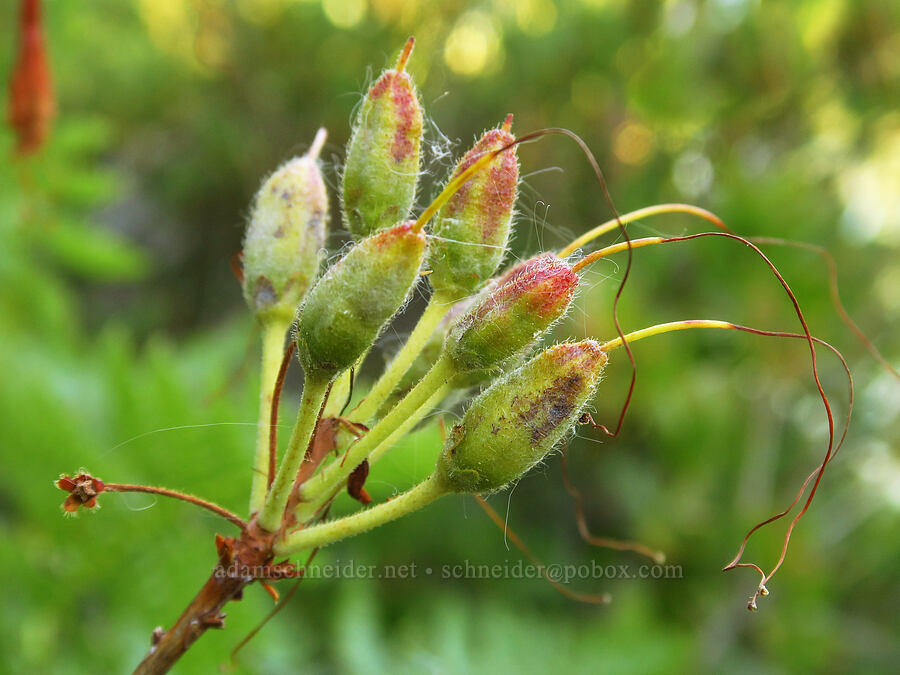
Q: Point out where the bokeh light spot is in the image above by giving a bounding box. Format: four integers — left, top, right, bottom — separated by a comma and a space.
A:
515, 0, 558, 37
613, 121, 654, 166
323, 0, 367, 29
838, 126, 900, 246
444, 11, 502, 77
663, 0, 697, 38
672, 150, 714, 196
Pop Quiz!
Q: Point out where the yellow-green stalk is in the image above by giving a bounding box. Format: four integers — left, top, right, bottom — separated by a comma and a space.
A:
278, 341, 608, 554
243, 129, 329, 513
294, 255, 580, 521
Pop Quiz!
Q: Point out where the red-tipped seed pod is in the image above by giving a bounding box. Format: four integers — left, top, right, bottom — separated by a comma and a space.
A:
444, 254, 578, 373
427, 115, 518, 301
342, 38, 423, 238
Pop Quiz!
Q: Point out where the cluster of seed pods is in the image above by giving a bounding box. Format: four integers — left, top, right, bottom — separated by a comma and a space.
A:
235, 37, 858, 615
47, 32, 896, 674
58, 40, 857, 631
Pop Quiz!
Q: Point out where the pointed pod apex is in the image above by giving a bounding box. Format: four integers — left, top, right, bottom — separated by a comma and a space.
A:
242, 139, 329, 323
396, 37, 415, 72
296, 220, 427, 380
342, 42, 424, 239
427, 118, 520, 300
494, 252, 555, 287
502, 113, 514, 132
435, 341, 608, 494
445, 254, 578, 372
307, 127, 328, 160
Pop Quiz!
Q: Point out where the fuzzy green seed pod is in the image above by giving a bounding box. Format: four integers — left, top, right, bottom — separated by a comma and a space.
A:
444, 254, 577, 373
242, 130, 329, 323
427, 115, 518, 301
296, 220, 426, 380
436, 340, 608, 494
342, 38, 423, 239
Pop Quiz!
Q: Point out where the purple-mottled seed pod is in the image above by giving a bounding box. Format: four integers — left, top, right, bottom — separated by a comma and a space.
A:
242, 134, 328, 323
436, 340, 608, 493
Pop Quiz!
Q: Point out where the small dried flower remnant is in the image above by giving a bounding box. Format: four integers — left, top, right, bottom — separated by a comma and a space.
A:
56, 473, 106, 513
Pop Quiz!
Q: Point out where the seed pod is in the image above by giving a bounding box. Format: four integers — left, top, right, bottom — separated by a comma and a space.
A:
436, 341, 608, 493
444, 254, 577, 372
427, 116, 518, 301
342, 38, 423, 239
296, 220, 426, 380
242, 131, 328, 323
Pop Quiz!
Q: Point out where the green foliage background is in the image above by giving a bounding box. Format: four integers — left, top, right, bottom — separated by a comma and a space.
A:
1, 0, 898, 672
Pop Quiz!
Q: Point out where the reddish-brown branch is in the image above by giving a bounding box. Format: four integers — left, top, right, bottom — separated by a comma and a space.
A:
132, 530, 271, 674
268, 341, 296, 489
133, 567, 245, 674
228, 537, 325, 667
751, 236, 899, 381
104, 483, 247, 531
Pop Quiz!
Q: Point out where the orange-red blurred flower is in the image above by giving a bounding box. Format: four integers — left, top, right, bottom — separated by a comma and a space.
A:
7, 0, 54, 155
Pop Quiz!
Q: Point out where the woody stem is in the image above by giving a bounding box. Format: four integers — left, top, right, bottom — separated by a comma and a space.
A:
132, 532, 271, 675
